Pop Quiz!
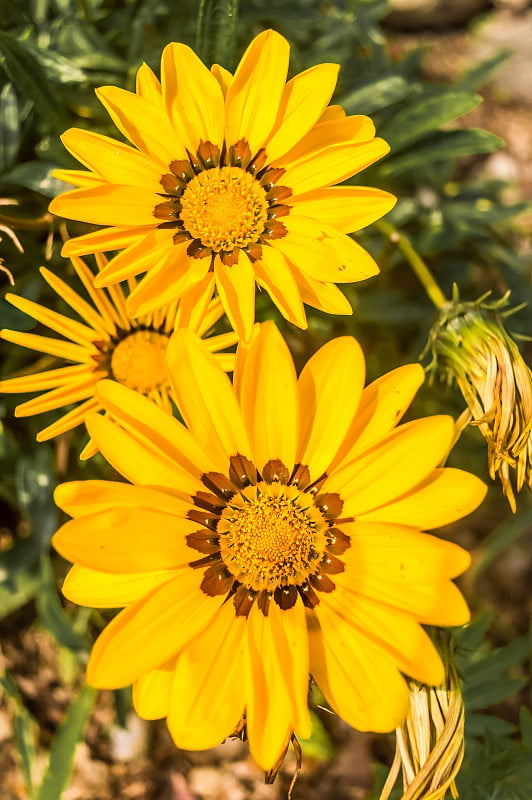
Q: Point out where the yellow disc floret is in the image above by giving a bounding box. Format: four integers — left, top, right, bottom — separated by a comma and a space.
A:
218, 483, 328, 591
180, 166, 269, 252
110, 330, 169, 394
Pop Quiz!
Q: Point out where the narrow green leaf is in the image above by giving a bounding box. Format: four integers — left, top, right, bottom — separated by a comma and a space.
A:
0, 670, 36, 798
474, 505, 532, 579
15, 444, 57, 555
458, 49, 512, 92
3, 161, 70, 198
519, 707, 532, 751
299, 710, 336, 762
36, 685, 96, 800
16, 39, 87, 84
36, 557, 87, 652
0, 567, 41, 619
195, 0, 239, 68
379, 128, 503, 177
380, 91, 482, 151
0, 83, 20, 172
340, 75, 411, 115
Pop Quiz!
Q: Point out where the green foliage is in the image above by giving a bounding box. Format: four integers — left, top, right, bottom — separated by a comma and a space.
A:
0, 0, 530, 796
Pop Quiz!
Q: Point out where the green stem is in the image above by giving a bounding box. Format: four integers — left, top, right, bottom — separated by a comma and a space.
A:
195, 0, 239, 68
377, 220, 448, 310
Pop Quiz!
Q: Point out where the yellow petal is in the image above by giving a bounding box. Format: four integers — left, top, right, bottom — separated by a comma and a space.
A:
96, 85, 185, 164
175, 272, 217, 331
133, 662, 175, 720
15, 376, 98, 416
95, 379, 215, 480
54, 508, 198, 573
320, 591, 445, 686
126, 245, 210, 318
0, 328, 90, 362
55, 479, 190, 518
5, 292, 97, 346
264, 63, 339, 164
53, 169, 105, 188
294, 270, 352, 316
61, 226, 152, 258
167, 328, 251, 471
225, 29, 290, 154
326, 416, 455, 515
280, 114, 376, 166
238, 321, 299, 473
36, 397, 101, 441
298, 337, 365, 479
254, 245, 307, 329
92, 228, 172, 286
60, 128, 163, 190
360, 467, 487, 529
0, 362, 92, 393
135, 62, 163, 105
162, 43, 225, 151
167, 603, 246, 750
309, 604, 409, 732
63, 565, 176, 609
49, 184, 159, 227
40, 267, 111, 337
210, 63, 233, 97
290, 186, 397, 233
87, 571, 221, 688
214, 251, 256, 341
332, 363, 425, 470
282, 138, 390, 196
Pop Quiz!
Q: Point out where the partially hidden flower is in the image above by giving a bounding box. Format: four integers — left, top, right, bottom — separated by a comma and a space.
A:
49, 30, 395, 340
427, 290, 532, 511
0, 254, 236, 457
52, 322, 486, 770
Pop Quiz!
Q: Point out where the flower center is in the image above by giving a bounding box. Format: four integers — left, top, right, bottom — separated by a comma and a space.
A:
179, 166, 269, 253
110, 330, 169, 394
217, 483, 328, 592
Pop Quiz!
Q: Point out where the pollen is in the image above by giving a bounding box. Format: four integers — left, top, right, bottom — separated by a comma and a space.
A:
180, 166, 269, 253
110, 330, 169, 394
218, 483, 328, 592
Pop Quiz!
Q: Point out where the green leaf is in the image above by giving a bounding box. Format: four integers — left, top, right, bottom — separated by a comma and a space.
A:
36, 685, 96, 800
0, 566, 41, 619
0, 31, 68, 133
340, 75, 411, 115
15, 445, 57, 555
458, 49, 512, 92
379, 128, 503, 177
474, 505, 532, 579
16, 37, 87, 84
0, 670, 37, 798
2, 160, 70, 198
36, 557, 87, 652
299, 710, 336, 762
380, 91, 482, 151
195, 0, 239, 68
0, 83, 20, 172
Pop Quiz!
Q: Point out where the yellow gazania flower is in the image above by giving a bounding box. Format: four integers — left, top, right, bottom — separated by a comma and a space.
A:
49, 30, 396, 340
0, 254, 236, 457
52, 322, 486, 770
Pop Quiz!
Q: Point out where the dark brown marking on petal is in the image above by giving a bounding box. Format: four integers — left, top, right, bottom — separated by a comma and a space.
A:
227, 140, 253, 170
261, 220, 287, 241
160, 173, 185, 194
153, 202, 177, 221
262, 459, 290, 485
197, 141, 220, 170
267, 204, 290, 220
170, 160, 195, 182
186, 530, 220, 554
173, 230, 192, 244
187, 239, 212, 259
289, 464, 311, 490
248, 148, 268, 176
186, 148, 202, 174
187, 508, 219, 531
273, 584, 298, 610
309, 571, 336, 593
298, 581, 320, 609
192, 491, 226, 515
334, 517, 355, 525
190, 552, 222, 569
229, 454, 258, 489
326, 527, 351, 555
259, 167, 286, 189
233, 585, 257, 617
266, 185, 292, 203
244, 242, 262, 262
307, 473, 327, 496
220, 249, 240, 267
257, 590, 272, 617
200, 563, 235, 596
320, 553, 345, 575
314, 493, 343, 520
201, 471, 236, 501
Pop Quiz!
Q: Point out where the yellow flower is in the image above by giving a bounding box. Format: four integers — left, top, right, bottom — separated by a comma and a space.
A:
52, 322, 485, 770
0, 254, 236, 457
49, 30, 395, 339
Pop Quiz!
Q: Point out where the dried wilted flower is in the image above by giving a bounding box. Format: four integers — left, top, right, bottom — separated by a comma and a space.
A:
379, 633, 465, 800
427, 290, 532, 511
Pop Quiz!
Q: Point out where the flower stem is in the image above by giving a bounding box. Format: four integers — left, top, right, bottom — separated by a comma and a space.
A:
377, 220, 448, 310
195, 0, 239, 68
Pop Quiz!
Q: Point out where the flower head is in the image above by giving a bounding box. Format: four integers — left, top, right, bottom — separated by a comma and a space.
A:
427, 291, 532, 511
49, 30, 395, 339
0, 254, 236, 457
53, 322, 485, 769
